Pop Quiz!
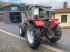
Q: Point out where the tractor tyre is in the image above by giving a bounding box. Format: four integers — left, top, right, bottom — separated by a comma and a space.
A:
26, 24, 41, 49
50, 25, 62, 43
19, 23, 26, 37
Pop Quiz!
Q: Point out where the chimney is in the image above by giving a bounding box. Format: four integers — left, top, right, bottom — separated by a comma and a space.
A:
63, 2, 68, 8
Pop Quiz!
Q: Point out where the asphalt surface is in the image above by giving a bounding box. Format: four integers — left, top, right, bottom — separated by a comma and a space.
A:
0, 22, 70, 52
0, 30, 51, 52
0, 22, 19, 35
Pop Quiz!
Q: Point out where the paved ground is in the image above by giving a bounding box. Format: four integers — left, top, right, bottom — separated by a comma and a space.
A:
0, 22, 19, 35
0, 30, 52, 52
0, 22, 70, 52
49, 31, 70, 51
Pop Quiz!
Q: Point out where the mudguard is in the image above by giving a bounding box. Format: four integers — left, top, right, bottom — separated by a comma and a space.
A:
50, 19, 60, 29
35, 20, 44, 26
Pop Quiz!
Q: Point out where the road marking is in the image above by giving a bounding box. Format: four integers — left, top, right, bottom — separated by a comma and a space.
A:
0, 29, 26, 41
0, 29, 66, 52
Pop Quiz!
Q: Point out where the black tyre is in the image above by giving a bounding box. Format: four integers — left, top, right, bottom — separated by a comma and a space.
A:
26, 24, 41, 49
19, 23, 26, 37
49, 25, 62, 43
49, 38, 59, 43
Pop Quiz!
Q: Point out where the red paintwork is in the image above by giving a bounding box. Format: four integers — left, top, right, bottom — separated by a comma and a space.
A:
50, 19, 60, 29
55, 19, 60, 24
35, 20, 44, 26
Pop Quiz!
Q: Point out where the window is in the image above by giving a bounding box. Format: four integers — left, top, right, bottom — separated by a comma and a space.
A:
61, 15, 67, 23
11, 6, 18, 11
26, 10, 32, 19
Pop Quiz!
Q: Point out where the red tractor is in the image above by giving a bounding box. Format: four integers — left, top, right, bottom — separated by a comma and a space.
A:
19, 4, 62, 49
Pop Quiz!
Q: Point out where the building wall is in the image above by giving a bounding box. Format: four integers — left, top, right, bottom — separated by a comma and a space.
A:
0, 5, 25, 23
54, 13, 70, 28
0, 5, 25, 11
3, 11, 10, 23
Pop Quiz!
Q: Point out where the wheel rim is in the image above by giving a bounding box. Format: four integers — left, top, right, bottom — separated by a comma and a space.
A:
27, 30, 34, 43
19, 27, 22, 34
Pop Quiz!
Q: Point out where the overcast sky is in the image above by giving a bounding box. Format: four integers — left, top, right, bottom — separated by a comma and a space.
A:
1, 0, 70, 9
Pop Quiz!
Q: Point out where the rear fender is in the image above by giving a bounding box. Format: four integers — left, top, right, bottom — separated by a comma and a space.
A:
34, 20, 44, 26
50, 19, 60, 29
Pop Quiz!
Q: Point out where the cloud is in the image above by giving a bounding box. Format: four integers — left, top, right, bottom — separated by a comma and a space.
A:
25, 0, 67, 4
55, 0, 66, 2
24, 0, 68, 6
24, 0, 53, 6
2, 0, 70, 9
26, 0, 48, 3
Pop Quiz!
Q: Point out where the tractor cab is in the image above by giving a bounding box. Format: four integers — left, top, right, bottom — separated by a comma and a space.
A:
23, 4, 53, 27
24, 4, 53, 20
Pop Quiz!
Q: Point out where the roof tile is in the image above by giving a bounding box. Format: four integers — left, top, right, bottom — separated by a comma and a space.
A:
54, 8, 70, 13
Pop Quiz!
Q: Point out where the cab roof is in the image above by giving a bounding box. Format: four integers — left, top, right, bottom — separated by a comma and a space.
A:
25, 4, 51, 8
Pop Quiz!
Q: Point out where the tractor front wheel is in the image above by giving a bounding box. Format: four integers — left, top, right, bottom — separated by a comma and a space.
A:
19, 23, 26, 37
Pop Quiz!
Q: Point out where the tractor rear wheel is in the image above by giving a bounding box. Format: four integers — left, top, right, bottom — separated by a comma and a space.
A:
49, 25, 62, 43
26, 24, 41, 49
